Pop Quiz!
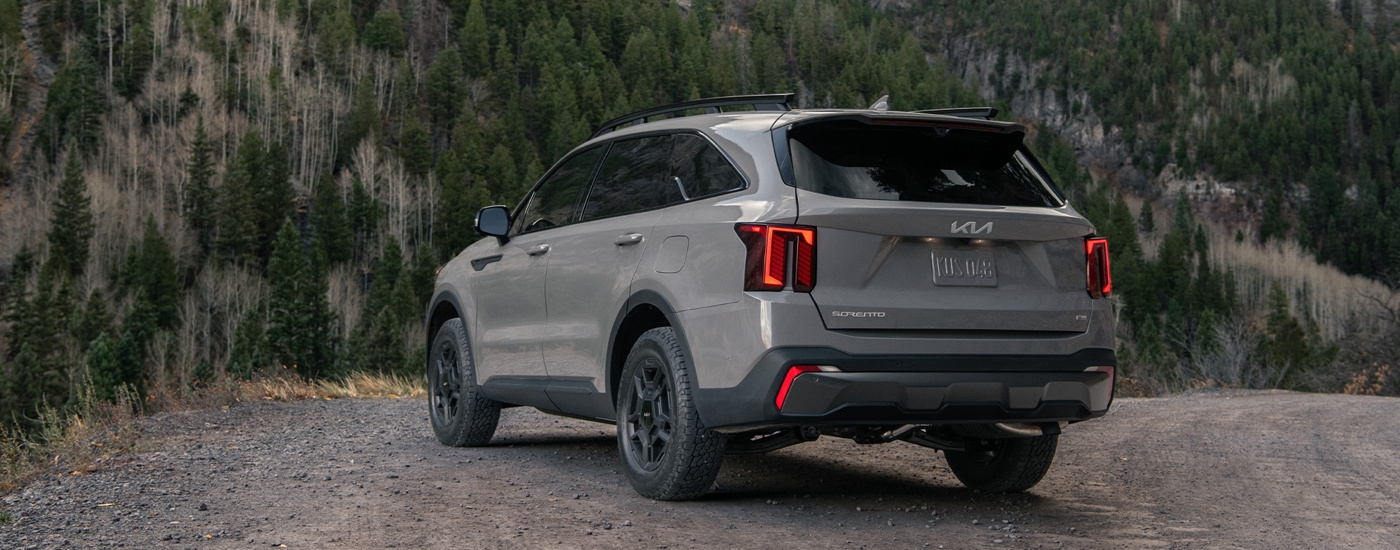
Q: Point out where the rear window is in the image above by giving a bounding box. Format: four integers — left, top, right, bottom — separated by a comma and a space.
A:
583, 135, 677, 220
787, 120, 1063, 207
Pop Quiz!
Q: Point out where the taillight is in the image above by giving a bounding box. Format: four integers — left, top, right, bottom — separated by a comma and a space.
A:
1086, 237, 1111, 298
774, 365, 821, 409
736, 224, 816, 291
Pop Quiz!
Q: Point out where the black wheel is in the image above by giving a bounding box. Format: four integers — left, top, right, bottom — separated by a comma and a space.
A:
944, 434, 1058, 493
616, 327, 725, 500
428, 318, 500, 447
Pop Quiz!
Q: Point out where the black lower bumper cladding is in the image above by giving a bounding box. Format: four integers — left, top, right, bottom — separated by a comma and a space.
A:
694, 347, 1116, 430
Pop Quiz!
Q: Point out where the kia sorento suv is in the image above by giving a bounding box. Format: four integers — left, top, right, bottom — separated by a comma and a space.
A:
425, 94, 1116, 500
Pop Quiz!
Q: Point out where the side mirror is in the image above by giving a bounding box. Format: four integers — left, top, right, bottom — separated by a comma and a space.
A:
475, 205, 511, 244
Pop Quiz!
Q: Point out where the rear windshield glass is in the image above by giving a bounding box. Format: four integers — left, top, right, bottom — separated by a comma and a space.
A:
788, 120, 1063, 207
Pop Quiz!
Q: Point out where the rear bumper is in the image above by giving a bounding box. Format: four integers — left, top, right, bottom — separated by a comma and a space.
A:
693, 347, 1115, 430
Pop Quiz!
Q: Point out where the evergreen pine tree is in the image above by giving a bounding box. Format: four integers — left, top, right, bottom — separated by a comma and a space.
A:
47, 153, 95, 277
311, 173, 353, 265
459, 0, 490, 77
72, 288, 114, 352
115, 292, 160, 396
317, 0, 357, 75
485, 144, 519, 204
227, 310, 268, 379
425, 48, 463, 134
184, 119, 217, 254
38, 41, 104, 159
363, 10, 406, 55
256, 139, 294, 258
118, 217, 181, 330
1137, 201, 1156, 234
340, 74, 380, 166
398, 115, 432, 178
215, 139, 261, 264
85, 333, 121, 401
0, 0, 20, 46
6, 261, 75, 417
349, 178, 380, 262
266, 219, 337, 378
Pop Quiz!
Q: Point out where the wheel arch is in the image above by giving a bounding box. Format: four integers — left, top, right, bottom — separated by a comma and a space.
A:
607, 290, 696, 410
426, 290, 465, 351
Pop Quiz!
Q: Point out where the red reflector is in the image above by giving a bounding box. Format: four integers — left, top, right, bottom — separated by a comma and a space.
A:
1085, 238, 1111, 298
775, 365, 821, 410
736, 224, 817, 292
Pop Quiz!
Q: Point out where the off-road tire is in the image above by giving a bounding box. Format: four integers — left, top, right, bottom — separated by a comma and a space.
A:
428, 318, 500, 447
944, 434, 1058, 493
616, 327, 726, 500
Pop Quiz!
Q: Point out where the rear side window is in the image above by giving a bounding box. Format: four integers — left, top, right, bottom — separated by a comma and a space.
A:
670, 134, 746, 199
788, 120, 1063, 207
516, 146, 604, 234
583, 135, 677, 220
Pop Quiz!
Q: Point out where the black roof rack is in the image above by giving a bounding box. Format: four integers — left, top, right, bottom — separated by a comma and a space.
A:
913, 107, 999, 120
591, 93, 795, 138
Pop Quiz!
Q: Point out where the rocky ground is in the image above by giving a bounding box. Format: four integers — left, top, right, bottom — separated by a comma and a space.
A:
2, 389, 1399, 549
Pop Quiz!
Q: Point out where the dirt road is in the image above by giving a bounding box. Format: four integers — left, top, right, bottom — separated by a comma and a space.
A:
3, 390, 1398, 549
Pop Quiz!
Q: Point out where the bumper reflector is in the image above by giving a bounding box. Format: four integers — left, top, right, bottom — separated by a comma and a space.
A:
775, 365, 822, 410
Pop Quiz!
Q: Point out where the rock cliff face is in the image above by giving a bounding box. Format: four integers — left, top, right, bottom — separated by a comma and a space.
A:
1327, 0, 1400, 30
934, 36, 1157, 197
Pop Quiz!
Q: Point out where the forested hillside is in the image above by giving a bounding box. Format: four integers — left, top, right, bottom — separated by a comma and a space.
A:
922, 0, 1400, 279
0, 0, 1396, 436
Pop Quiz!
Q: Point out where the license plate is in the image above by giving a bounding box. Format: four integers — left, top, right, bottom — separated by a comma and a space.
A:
931, 250, 997, 287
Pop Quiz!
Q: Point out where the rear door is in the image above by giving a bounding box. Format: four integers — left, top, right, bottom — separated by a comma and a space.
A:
785, 117, 1096, 332
542, 135, 676, 407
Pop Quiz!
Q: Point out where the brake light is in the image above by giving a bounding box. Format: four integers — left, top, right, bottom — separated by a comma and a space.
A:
1086, 237, 1111, 298
775, 365, 821, 410
736, 224, 817, 291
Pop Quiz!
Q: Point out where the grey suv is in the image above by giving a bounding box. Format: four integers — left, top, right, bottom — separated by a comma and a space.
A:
425, 94, 1116, 500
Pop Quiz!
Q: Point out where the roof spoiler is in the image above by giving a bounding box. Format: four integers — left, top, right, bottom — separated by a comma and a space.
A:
913, 107, 999, 120
592, 93, 795, 138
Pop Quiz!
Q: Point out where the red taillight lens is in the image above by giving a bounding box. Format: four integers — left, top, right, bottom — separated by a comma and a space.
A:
775, 365, 821, 410
1086, 237, 1111, 298
736, 224, 817, 291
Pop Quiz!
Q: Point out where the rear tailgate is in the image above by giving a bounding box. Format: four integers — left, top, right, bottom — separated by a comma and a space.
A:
798, 192, 1094, 331
783, 114, 1097, 332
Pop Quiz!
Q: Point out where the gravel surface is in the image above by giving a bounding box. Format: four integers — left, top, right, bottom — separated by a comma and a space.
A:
3, 390, 1398, 548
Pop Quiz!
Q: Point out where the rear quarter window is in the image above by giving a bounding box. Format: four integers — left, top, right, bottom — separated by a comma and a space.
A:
788, 120, 1063, 208
670, 133, 746, 199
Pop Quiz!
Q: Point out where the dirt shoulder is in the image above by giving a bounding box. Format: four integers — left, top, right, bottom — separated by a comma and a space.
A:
3, 390, 1398, 549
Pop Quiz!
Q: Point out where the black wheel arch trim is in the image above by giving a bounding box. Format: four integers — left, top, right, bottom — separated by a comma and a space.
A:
426, 290, 466, 351
606, 291, 698, 418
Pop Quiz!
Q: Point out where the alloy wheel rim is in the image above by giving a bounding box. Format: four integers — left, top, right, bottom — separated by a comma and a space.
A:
431, 343, 461, 426
625, 357, 674, 472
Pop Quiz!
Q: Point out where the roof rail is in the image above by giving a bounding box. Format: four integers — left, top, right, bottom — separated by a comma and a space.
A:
913, 107, 999, 120
591, 93, 795, 138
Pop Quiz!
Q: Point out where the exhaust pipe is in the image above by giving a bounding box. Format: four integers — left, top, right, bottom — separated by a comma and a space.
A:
952, 422, 1064, 439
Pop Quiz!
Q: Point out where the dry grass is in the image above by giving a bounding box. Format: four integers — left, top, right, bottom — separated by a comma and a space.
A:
0, 385, 149, 494
240, 370, 426, 401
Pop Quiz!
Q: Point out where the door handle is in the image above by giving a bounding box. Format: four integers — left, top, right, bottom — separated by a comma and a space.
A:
614, 233, 644, 246
526, 244, 551, 256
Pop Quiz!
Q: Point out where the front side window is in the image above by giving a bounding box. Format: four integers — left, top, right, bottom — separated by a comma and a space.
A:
670, 134, 746, 199
582, 135, 677, 221
515, 146, 605, 234
788, 120, 1063, 207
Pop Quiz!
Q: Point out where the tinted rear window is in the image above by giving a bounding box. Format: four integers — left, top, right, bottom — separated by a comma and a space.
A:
583, 135, 677, 220
788, 120, 1063, 207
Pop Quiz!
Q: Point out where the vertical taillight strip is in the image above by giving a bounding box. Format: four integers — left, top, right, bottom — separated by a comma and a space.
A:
736, 224, 817, 292
1085, 237, 1111, 298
